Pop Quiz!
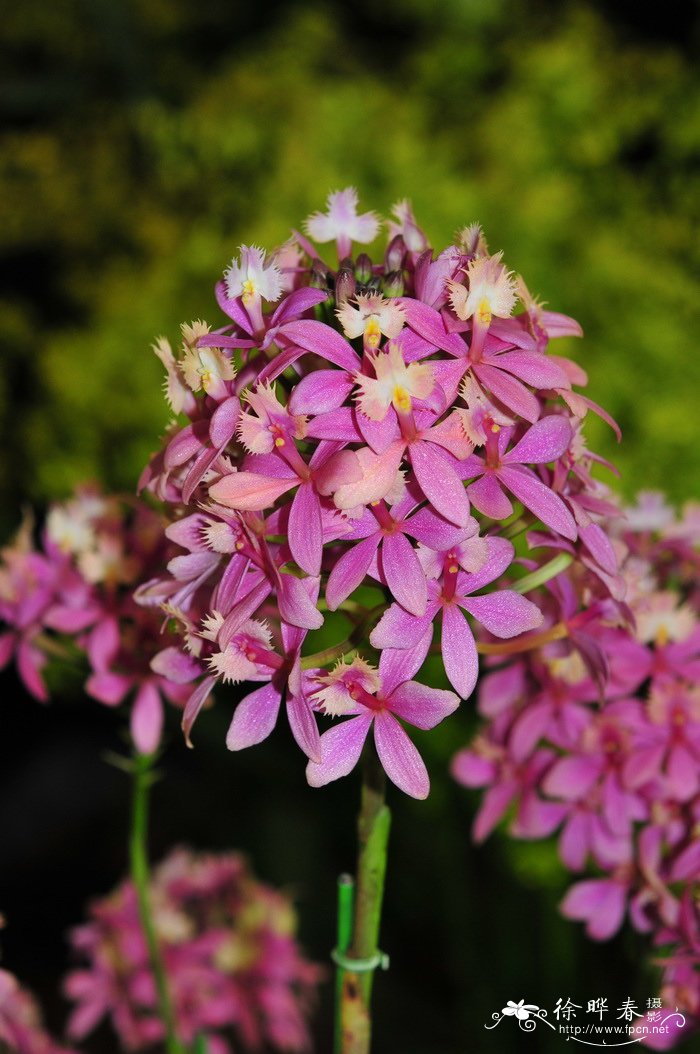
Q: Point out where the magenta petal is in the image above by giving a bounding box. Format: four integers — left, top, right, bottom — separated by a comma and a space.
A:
404, 506, 468, 550
580, 522, 618, 575
493, 351, 570, 389
441, 604, 479, 699
286, 693, 322, 762
209, 471, 297, 512
410, 441, 470, 527
181, 675, 217, 746
257, 344, 305, 383
326, 535, 380, 610
388, 680, 459, 730
543, 756, 600, 800
513, 796, 567, 839
498, 465, 577, 540
288, 483, 323, 576
270, 287, 328, 326
85, 671, 132, 706
559, 811, 590, 871
622, 744, 664, 789
478, 663, 526, 717
457, 536, 515, 594
226, 682, 282, 751
314, 449, 362, 495
461, 590, 543, 639
560, 390, 622, 441
165, 512, 207, 552
666, 744, 699, 802
214, 280, 253, 333
474, 363, 540, 422
43, 604, 97, 633
373, 711, 430, 799
219, 580, 271, 647
131, 682, 163, 755
399, 297, 465, 355
209, 396, 241, 449
381, 532, 427, 616
370, 601, 434, 650
167, 551, 219, 581
510, 701, 552, 761
289, 369, 354, 415
450, 749, 496, 788
473, 782, 518, 842
277, 573, 324, 630
87, 616, 121, 670
561, 879, 626, 941
306, 715, 373, 787
306, 407, 363, 442
357, 408, 400, 454
334, 441, 404, 509
149, 647, 201, 685
505, 415, 572, 465
277, 319, 361, 372
467, 472, 513, 520
164, 421, 208, 470
377, 629, 433, 695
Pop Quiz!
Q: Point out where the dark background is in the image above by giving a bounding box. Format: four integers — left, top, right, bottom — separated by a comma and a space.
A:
2, 1, 699, 1051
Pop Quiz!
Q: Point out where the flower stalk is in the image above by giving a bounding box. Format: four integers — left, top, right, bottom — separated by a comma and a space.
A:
129, 751, 186, 1054
339, 749, 391, 1054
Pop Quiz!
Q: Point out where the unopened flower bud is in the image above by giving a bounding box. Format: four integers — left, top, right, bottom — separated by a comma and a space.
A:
310, 259, 330, 290
385, 235, 406, 272
355, 253, 373, 284
383, 270, 404, 298
335, 264, 357, 306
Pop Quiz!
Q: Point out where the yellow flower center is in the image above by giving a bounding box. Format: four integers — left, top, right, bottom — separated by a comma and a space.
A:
655, 624, 670, 647
392, 385, 412, 414
364, 317, 382, 349
477, 297, 492, 327
241, 279, 257, 303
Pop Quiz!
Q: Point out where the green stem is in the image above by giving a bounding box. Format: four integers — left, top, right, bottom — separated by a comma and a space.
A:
334, 874, 356, 1054
130, 752, 186, 1054
340, 749, 391, 1054
513, 552, 573, 594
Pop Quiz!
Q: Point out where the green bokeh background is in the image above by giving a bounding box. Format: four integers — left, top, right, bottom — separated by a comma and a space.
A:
1, 2, 699, 1051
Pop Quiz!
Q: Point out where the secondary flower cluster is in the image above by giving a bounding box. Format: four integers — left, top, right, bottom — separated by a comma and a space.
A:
0, 489, 190, 753
0, 967, 76, 1054
452, 494, 700, 1047
136, 189, 620, 798
64, 848, 320, 1053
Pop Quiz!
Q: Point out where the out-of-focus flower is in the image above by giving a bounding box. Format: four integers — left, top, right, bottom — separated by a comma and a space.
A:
0, 967, 76, 1054
64, 848, 320, 1053
452, 495, 700, 1045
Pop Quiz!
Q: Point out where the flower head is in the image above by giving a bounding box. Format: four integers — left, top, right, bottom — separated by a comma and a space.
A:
336, 293, 405, 349
224, 245, 284, 304
355, 342, 434, 420
304, 187, 379, 257
448, 250, 518, 326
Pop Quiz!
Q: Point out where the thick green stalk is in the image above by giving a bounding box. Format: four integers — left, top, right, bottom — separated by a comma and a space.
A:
340, 749, 391, 1054
129, 752, 186, 1054
334, 874, 356, 1054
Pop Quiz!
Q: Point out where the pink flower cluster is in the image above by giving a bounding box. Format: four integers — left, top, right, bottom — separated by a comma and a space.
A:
136, 189, 619, 798
453, 493, 700, 1046
64, 848, 320, 1053
0, 489, 190, 753
0, 967, 76, 1054
0, 961, 75, 1049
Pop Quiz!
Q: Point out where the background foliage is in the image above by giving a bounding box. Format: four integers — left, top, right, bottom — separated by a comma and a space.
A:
1, 1, 698, 1051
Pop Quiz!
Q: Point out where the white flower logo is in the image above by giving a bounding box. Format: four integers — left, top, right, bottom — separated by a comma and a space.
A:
502, 999, 540, 1021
